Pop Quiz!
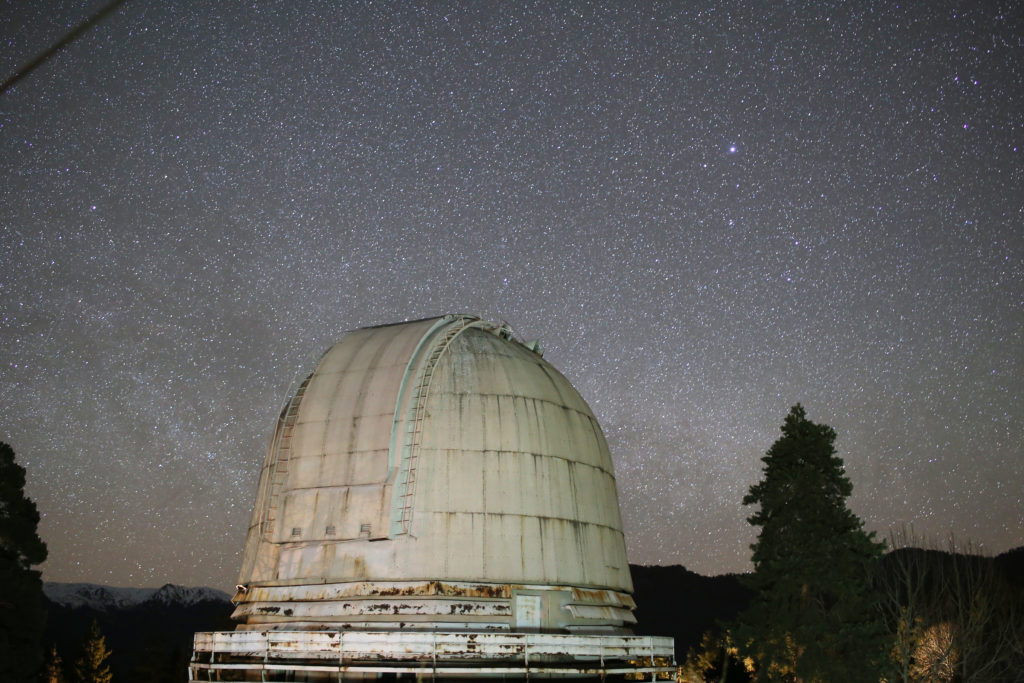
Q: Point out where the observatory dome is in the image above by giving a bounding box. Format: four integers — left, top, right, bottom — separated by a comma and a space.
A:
233, 314, 634, 633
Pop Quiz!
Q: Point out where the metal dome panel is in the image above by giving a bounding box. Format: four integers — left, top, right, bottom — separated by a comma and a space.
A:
233, 315, 634, 634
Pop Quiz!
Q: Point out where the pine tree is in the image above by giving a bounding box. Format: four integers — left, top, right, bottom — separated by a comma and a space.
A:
45, 645, 65, 683
73, 621, 113, 683
0, 441, 49, 682
734, 405, 887, 682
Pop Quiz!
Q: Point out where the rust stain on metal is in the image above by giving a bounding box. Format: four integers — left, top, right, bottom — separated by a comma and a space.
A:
572, 588, 601, 602
225, 316, 643, 639
465, 583, 509, 598
448, 603, 482, 615
344, 580, 510, 599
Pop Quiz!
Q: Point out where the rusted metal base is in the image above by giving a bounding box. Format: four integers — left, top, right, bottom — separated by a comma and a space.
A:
189, 630, 675, 681
231, 580, 638, 634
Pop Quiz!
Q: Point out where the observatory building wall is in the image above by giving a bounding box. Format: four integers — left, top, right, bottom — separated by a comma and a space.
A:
231, 315, 635, 634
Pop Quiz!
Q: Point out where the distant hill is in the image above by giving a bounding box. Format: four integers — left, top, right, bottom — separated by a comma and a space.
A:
878, 545, 1024, 586
43, 582, 234, 683
996, 545, 1024, 587
44, 582, 230, 611
630, 564, 753, 659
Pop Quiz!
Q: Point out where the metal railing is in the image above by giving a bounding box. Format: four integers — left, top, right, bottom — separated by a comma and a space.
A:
190, 630, 675, 680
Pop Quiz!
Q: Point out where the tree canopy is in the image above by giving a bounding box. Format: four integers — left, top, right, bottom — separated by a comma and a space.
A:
0, 441, 50, 681
0, 441, 48, 569
735, 405, 887, 682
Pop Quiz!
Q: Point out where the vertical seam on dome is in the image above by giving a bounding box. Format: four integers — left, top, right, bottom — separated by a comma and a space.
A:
389, 315, 493, 537
257, 371, 313, 543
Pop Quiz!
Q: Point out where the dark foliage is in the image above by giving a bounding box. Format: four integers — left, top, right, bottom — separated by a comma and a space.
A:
735, 405, 888, 682
0, 441, 49, 682
44, 588, 234, 683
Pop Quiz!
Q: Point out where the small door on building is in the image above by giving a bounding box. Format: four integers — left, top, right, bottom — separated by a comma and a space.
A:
515, 594, 542, 631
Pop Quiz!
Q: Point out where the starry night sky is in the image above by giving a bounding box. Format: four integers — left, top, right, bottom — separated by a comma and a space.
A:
2, 1, 1021, 590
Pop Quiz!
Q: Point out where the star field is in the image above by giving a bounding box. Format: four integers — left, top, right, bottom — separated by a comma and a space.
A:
1, 1, 1021, 589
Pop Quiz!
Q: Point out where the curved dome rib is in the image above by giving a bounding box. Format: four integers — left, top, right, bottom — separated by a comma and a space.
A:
388, 314, 493, 536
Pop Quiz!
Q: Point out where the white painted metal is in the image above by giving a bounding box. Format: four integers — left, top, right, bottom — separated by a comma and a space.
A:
232, 315, 637, 634
515, 594, 542, 630
193, 631, 675, 660
189, 630, 676, 680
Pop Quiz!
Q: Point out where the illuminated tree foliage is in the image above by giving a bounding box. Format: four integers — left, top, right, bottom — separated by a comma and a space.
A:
875, 530, 1024, 682
0, 441, 49, 681
680, 630, 754, 683
735, 405, 887, 682
73, 621, 113, 683
45, 646, 65, 683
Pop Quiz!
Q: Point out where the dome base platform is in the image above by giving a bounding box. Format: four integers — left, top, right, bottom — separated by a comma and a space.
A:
189, 630, 676, 681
